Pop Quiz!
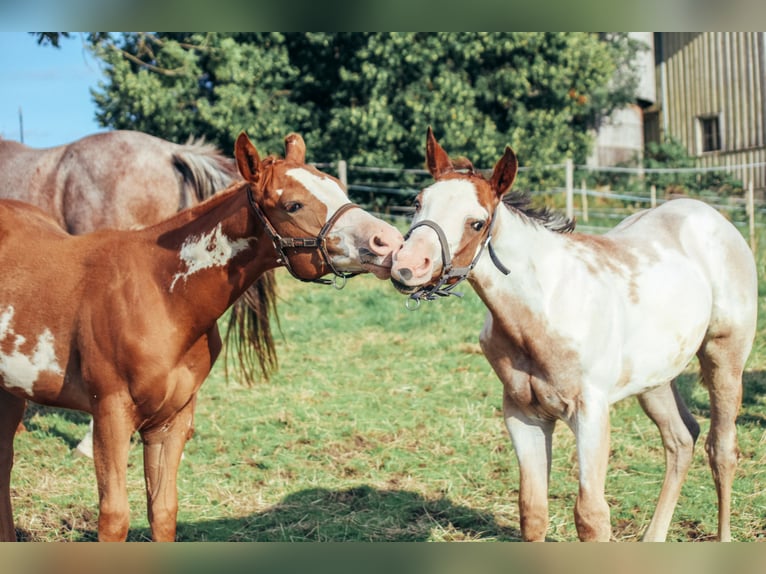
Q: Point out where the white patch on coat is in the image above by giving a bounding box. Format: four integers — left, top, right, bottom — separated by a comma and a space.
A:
0, 305, 63, 396
285, 168, 348, 216
170, 223, 251, 291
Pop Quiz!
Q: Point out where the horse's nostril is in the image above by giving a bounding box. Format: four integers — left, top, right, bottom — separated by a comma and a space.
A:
398, 268, 413, 281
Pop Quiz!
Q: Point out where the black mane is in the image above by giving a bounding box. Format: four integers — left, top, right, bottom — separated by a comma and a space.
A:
502, 189, 575, 234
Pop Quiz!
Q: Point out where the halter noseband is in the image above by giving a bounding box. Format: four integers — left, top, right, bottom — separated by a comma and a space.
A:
404, 208, 510, 309
246, 184, 361, 288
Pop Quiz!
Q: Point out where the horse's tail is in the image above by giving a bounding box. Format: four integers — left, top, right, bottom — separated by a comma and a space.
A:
223, 270, 280, 386
172, 138, 239, 207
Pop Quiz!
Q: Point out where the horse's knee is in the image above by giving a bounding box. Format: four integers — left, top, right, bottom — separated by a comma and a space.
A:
705, 434, 739, 478
574, 493, 611, 542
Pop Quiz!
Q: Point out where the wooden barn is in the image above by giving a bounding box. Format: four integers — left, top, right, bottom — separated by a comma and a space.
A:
594, 32, 766, 194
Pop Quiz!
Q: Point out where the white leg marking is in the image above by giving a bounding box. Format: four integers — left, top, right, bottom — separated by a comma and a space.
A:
170, 223, 251, 291
0, 305, 63, 396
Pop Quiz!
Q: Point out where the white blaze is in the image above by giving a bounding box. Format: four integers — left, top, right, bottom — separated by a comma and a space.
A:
170, 223, 251, 291
0, 305, 63, 396
285, 168, 348, 215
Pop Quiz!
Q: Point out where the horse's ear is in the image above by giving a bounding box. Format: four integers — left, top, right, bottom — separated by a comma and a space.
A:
426, 126, 454, 179
284, 133, 306, 163
490, 146, 518, 198
235, 132, 261, 183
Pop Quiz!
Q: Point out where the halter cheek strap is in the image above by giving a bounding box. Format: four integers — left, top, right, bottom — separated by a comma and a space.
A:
404, 209, 510, 307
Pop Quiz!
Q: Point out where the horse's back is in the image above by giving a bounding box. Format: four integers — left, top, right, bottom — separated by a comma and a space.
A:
0, 199, 68, 236
612, 198, 757, 342
0, 140, 68, 223
0, 131, 235, 235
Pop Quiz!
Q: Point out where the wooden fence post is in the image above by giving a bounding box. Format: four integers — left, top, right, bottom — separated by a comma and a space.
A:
565, 158, 574, 221
337, 159, 348, 188
580, 178, 588, 223
747, 180, 756, 252
650, 185, 657, 208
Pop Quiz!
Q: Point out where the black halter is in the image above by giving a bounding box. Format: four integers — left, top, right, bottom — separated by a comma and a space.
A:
404, 208, 510, 309
246, 184, 361, 288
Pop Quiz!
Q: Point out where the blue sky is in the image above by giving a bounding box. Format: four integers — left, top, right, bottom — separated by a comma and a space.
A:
0, 32, 104, 148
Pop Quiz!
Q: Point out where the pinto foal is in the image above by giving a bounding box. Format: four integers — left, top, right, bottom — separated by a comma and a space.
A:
391, 128, 757, 541
0, 132, 403, 541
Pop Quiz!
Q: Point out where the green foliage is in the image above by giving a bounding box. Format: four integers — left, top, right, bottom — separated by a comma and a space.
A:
88, 33, 641, 168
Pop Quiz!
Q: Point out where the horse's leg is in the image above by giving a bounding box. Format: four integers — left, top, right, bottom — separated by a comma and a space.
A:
570, 392, 611, 541
697, 335, 747, 542
91, 403, 136, 541
504, 395, 555, 541
0, 391, 25, 541
638, 381, 700, 541
139, 396, 196, 542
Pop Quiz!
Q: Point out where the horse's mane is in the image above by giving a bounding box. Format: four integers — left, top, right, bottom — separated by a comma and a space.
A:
459, 163, 575, 234
502, 189, 575, 234
172, 138, 239, 204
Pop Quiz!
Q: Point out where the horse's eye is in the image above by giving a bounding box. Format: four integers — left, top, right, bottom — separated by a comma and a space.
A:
285, 202, 303, 214
413, 199, 421, 212
471, 220, 486, 232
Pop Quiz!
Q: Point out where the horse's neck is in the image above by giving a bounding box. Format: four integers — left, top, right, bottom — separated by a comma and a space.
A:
470, 207, 571, 341
148, 186, 276, 320
473, 207, 559, 300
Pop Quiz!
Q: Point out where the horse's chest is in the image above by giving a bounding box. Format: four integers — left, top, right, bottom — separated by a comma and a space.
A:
480, 316, 581, 420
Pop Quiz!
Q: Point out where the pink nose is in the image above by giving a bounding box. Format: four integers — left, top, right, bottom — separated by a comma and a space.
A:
369, 225, 404, 256
393, 248, 432, 283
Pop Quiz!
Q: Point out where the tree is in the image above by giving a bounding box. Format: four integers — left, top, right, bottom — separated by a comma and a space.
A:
85, 33, 641, 172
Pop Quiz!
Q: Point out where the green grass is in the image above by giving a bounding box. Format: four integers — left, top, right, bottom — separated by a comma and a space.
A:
10, 232, 766, 542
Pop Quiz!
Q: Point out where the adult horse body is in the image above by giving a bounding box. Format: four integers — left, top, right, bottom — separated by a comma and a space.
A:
0, 132, 403, 541
390, 128, 757, 541
0, 130, 237, 234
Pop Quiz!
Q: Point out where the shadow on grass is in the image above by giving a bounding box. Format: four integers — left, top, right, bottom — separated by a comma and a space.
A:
675, 370, 766, 427
20, 403, 91, 450
17, 485, 523, 542
178, 485, 522, 542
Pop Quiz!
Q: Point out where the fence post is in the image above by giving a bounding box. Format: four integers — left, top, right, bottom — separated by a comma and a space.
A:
565, 158, 574, 221
747, 180, 756, 252
337, 159, 348, 188
650, 185, 657, 208
580, 178, 588, 223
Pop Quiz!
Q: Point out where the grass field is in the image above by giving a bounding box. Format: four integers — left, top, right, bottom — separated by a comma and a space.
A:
10, 228, 766, 542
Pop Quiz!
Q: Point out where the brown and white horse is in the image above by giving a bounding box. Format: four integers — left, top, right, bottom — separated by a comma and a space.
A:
390, 128, 757, 541
0, 132, 403, 541
0, 130, 240, 455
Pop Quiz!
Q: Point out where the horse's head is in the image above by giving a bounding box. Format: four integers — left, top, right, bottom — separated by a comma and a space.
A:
235, 132, 403, 282
391, 127, 517, 297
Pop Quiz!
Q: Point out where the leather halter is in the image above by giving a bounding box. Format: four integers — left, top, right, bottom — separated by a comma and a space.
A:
404, 208, 510, 308
246, 184, 361, 288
